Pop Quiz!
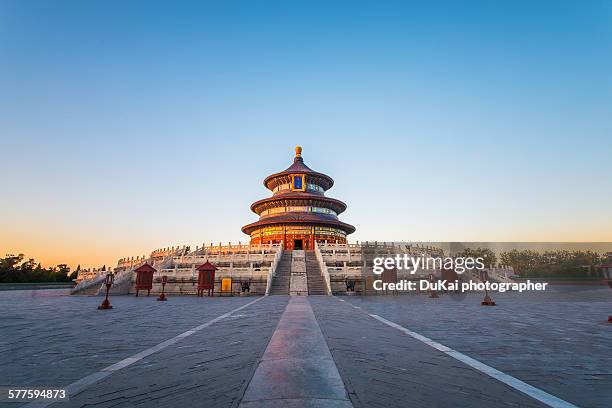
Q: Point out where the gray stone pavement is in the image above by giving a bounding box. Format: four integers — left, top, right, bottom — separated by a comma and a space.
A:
60, 296, 289, 408
1, 286, 610, 408
310, 296, 549, 408
0, 290, 285, 407
325, 285, 612, 408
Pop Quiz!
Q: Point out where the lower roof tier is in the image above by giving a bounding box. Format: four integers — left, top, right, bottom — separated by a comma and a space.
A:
250, 192, 347, 215
241, 212, 356, 236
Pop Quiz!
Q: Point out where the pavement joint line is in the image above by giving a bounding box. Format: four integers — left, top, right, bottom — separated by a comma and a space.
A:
367, 312, 579, 408
231, 297, 289, 408
24, 296, 266, 408
337, 298, 360, 309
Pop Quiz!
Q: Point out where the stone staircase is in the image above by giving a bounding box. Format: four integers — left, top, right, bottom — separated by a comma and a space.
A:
70, 275, 106, 295
305, 250, 326, 295
270, 251, 291, 295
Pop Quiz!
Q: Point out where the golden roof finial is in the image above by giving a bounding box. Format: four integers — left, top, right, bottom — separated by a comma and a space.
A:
295, 145, 302, 158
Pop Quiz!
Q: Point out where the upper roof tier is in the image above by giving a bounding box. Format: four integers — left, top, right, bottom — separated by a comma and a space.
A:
250, 192, 347, 215
263, 146, 334, 191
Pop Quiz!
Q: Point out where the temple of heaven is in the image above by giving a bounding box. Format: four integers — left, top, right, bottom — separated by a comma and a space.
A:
242, 146, 355, 250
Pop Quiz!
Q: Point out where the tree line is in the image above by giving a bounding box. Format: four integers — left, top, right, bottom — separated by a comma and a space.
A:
499, 249, 612, 278
0, 254, 79, 283
457, 248, 612, 278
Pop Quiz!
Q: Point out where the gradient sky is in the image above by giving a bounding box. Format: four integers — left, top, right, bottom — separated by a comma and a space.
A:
1, 1, 611, 269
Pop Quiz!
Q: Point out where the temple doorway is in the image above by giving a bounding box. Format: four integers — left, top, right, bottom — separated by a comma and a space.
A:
294, 239, 303, 250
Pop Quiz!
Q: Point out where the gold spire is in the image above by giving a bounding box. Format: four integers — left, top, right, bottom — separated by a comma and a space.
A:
295, 145, 302, 158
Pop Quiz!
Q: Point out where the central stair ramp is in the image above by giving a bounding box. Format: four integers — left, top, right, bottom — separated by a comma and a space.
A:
269, 251, 291, 295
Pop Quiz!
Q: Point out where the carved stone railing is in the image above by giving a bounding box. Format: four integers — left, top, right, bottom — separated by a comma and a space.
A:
96, 267, 136, 295
70, 274, 106, 295
266, 241, 283, 296
172, 253, 276, 265
485, 267, 515, 283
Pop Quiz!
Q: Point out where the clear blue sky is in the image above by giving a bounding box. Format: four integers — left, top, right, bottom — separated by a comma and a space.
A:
1, 1, 611, 268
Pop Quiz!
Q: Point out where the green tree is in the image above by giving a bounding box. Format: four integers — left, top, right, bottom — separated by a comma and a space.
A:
69, 264, 80, 280
55, 264, 71, 282
0, 254, 77, 283
499, 249, 603, 278
500, 249, 541, 276
456, 247, 497, 268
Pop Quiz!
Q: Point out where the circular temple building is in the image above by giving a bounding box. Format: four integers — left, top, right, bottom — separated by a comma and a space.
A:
242, 146, 355, 250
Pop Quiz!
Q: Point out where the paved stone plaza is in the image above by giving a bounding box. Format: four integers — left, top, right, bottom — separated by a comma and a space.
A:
0, 286, 611, 407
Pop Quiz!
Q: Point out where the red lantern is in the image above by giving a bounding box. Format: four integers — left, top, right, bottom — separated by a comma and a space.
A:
197, 261, 217, 297
134, 262, 156, 296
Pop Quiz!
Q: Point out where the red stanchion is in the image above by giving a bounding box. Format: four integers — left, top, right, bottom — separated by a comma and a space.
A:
98, 272, 114, 310
481, 293, 496, 306
157, 275, 168, 301
428, 273, 439, 298
606, 279, 611, 322
480, 270, 496, 306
